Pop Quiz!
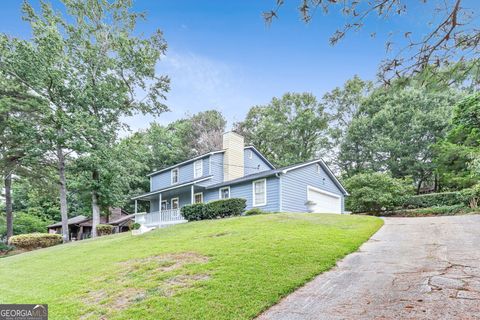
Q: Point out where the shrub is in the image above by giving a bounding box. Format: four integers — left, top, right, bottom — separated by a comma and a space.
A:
401, 191, 467, 209
96, 224, 113, 236
181, 203, 206, 221
181, 198, 247, 221
380, 205, 471, 217
245, 208, 265, 215
8, 233, 62, 250
460, 184, 480, 209
0, 242, 15, 254
344, 172, 412, 213
130, 222, 141, 230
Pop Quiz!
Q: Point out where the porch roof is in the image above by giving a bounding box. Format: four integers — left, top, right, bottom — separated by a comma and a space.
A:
132, 176, 212, 201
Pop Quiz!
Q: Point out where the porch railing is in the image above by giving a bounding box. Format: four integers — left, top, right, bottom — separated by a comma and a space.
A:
135, 209, 186, 227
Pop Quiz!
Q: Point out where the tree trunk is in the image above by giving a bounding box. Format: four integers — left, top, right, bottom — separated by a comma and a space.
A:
57, 146, 69, 243
91, 169, 100, 238
5, 173, 13, 242
416, 179, 423, 195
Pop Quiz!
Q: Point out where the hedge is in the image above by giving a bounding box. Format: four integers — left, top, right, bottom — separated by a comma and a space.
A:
378, 205, 472, 217
181, 198, 246, 221
8, 233, 62, 250
96, 224, 113, 236
245, 208, 265, 216
401, 191, 467, 209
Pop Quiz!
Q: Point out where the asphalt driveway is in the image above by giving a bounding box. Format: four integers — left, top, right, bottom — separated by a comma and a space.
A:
258, 215, 480, 320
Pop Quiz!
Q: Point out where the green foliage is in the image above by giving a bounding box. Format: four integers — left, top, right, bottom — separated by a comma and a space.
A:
235, 92, 329, 167
0, 242, 15, 254
435, 93, 480, 189
245, 208, 265, 216
8, 233, 62, 250
181, 199, 247, 221
96, 224, 113, 236
460, 185, 480, 209
12, 212, 51, 236
401, 192, 467, 209
344, 172, 412, 213
382, 205, 472, 217
339, 85, 459, 191
130, 223, 141, 231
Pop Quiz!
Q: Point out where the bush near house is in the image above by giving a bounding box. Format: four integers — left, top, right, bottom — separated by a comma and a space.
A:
401, 191, 467, 209
245, 208, 265, 215
344, 172, 411, 213
377, 204, 474, 217
96, 224, 113, 236
181, 198, 246, 221
8, 233, 62, 250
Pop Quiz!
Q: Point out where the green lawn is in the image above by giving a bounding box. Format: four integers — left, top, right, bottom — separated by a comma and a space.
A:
0, 213, 382, 319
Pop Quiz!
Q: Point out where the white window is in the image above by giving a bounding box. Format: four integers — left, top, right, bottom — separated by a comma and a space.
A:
171, 168, 179, 184
194, 160, 203, 178
253, 179, 266, 206
194, 192, 203, 203
249, 150, 253, 159
219, 187, 230, 199
161, 200, 168, 210
316, 163, 321, 174
171, 198, 179, 210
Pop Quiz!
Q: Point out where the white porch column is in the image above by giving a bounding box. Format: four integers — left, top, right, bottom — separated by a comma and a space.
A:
158, 193, 162, 212
134, 199, 137, 214
191, 184, 195, 204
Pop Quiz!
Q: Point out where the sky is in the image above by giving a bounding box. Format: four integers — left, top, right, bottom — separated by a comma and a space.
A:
0, 0, 468, 133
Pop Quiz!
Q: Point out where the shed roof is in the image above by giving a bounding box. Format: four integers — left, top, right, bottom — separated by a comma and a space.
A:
47, 215, 89, 228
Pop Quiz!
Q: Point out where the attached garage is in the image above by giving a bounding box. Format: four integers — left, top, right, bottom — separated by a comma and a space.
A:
307, 186, 342, 214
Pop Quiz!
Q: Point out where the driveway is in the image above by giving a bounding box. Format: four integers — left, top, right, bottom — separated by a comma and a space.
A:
258, 215, 480, 320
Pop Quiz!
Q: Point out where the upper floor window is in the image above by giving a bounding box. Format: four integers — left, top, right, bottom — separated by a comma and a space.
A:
219, 186, 230, 199
171, 168, 179, 184
248, 150, 253, 159
194, 160, 203, 178
316, 163, 321, 174
253, 179, 266, 206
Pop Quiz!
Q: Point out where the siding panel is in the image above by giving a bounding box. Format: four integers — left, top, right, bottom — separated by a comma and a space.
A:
244, 149, 273, 175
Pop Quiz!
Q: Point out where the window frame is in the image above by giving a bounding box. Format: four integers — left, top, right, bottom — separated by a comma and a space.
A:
252, 178, 267, 207
193, 160, 203, 179
171, 197, 179, 210
194, 192, 203, 203
219, 186, 231, 199
171, 168, 179, 184
161, 200, 168, 211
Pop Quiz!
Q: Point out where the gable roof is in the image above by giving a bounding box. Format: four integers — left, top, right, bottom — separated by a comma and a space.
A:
147, 150, 225, 177
47, 215, 89, 228
206, 159, 348, 195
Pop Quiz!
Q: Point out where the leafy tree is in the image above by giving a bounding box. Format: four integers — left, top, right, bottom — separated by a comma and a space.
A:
344, 172, 412, 213
1, 0, 170, 238
264, 0, 480, 83
235, 93, 329, 167
339, 85, 460, 192
184, 110, 226, 155
435, 93, 480, 189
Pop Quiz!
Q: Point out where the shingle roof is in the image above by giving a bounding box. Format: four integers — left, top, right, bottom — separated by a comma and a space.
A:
47, 215, 89, 228
206, 170, 280, 189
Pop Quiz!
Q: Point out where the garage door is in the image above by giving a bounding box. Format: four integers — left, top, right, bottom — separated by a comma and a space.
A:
307, 186, 342, 214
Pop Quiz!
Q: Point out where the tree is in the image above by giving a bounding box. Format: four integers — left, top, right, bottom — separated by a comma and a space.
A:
1, 0, 170, 238
435, 93, 480, 189
321, 76, 373, 169
0, 73, 45, 241
339, 84, 460, 192
264, 0, 479, 84
235, 93, 329, 167
185, 110, 226, 155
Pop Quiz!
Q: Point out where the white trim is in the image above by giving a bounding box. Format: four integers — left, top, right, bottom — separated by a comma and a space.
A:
193, 160, 203, 178
282, 159, 349, 196
171, 197, 179, 210
147, 150, 225, 177
132, 176, 212, 200
171, 168, 179, 184
244, 146, 275, 169
252, 178, 267, 207
161, 200, 168, 210
194, 192, 204, 203
219, 186, 231, 199
307, 185, 341, 199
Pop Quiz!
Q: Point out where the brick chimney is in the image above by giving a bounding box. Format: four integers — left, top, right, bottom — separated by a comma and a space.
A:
222, 132, 244, 181
108, 207, 123, 222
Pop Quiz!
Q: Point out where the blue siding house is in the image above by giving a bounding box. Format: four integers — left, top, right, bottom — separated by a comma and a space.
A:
133, 132, 348, 227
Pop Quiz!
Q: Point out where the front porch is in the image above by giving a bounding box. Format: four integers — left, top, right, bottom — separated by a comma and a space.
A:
133, 182, 205, 228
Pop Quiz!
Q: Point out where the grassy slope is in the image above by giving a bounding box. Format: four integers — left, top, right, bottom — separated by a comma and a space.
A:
0, 213, 382, 320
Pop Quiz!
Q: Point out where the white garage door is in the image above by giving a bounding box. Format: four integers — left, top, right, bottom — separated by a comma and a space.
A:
307, 186, 342, 214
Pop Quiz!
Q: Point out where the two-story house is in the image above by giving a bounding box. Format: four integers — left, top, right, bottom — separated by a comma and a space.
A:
132, 132, 348, 227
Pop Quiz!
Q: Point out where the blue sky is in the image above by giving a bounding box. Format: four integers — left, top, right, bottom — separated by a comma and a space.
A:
0, 0, 467, 132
